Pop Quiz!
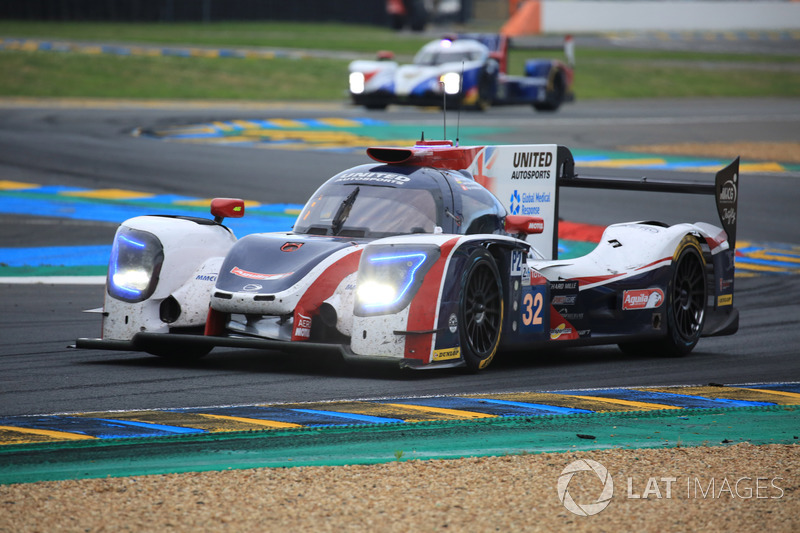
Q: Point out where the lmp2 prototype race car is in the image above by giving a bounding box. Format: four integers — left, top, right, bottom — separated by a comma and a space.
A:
348, 33, 574, 111
76, 140, 739, 372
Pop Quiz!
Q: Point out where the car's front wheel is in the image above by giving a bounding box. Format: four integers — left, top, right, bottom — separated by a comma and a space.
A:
459, 248, 504, 371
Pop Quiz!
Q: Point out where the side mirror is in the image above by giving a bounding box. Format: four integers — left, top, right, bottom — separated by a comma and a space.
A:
211, 198, 245, 223
505, 215, 544, 235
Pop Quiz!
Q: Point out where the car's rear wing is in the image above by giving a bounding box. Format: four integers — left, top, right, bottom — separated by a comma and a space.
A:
366, 141, 739, 260
554, 147, 739, 256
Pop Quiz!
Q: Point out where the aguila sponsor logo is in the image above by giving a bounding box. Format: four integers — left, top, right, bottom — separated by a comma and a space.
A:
231, 266, 292, 281
622, 289, 664, 310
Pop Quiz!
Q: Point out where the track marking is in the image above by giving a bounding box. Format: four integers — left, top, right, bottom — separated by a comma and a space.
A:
567, 395, 683, 410
382, 403, 496, 419
0, 425, 96, 441
195, 413, 303, 429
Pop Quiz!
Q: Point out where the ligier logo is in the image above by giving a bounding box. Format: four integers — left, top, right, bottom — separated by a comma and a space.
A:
557, 460, 614, 516
622, 289, 664, 310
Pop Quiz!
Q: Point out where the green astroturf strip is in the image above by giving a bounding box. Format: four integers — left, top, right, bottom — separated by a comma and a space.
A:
1, 405, 796, 484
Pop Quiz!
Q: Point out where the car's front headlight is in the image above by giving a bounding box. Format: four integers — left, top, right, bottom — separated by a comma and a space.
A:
349, 72, 366, 94
439, 72, 461, 95
355, 245, 440, 316
107, 227, 164, 303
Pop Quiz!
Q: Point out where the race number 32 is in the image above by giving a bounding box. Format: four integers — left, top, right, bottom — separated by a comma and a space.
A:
522, 290, 543, 327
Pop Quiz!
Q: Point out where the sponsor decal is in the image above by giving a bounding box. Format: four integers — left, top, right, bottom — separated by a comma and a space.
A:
558, 308, 584, 321
335, 171, 410, 186
718, 294, 733, 307
719, 176, 737, 204
513, 151, 553, 169
552, 295, 577, 306
720, 278, 733, 291
551, 280, 579, 291
448, 313, 458, 334
293, 312, 312, 339
280, 242, 304, 252
195, 273, 217, 282
231, 266, 292, 281
432, 347, 461, 362
509, 190, 552, 216
719, 173, 738, 228
622, 289, 664, 310
242, 284, 263, 292
550, 323, 573, 340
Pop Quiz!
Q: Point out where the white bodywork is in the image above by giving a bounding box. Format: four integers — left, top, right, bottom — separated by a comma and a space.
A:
101, 216, 236, 340
349, 39, 489, 98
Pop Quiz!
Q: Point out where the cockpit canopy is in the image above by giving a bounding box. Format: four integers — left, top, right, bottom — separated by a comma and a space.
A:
293, 164, 507, 239
412, 38, 488, 67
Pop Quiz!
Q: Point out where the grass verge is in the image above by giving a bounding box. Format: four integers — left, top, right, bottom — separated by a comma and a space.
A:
1, 21, 798, 100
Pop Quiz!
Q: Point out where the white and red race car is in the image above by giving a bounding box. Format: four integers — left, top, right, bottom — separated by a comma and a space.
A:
76, 141, 739, 371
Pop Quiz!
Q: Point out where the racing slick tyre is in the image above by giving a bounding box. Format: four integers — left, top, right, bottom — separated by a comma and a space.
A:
533, 70, 565, 112
459, 248, 504, 372
619, 236, 707, 357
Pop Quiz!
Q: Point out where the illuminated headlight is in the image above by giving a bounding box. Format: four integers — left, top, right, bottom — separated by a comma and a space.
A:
349, 72, 366, 94
440, 72, 461, 95
355, 245, 440, 316
107, 227, 164, 303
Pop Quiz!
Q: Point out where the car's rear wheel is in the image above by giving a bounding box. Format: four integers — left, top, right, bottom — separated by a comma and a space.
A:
459, 248, 504, 371
533, 70, 565, 112
619, 236, 707, 357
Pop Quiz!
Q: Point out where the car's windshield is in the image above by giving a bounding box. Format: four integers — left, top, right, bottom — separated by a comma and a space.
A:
413, 49, 483, 66
294, 183, 439, 238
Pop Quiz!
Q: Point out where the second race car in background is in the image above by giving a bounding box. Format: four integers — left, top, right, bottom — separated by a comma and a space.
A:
348, 33, 575, 111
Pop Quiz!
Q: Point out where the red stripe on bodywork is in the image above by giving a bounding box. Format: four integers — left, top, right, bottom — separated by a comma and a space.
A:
404, 238, 460, 363
292, 249, 362, 341
635, 256, 672, 271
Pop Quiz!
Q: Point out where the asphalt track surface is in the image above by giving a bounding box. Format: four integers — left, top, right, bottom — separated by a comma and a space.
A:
0, 98, 799, 417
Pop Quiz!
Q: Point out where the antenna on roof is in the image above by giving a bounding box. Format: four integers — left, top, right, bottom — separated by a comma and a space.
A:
456, 61, 464, 147
441, 81, 447, 141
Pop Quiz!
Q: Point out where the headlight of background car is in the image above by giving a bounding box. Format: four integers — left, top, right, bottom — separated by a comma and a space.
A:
349, 72, 366, 94
439, 72, 461, 95
354, 245, 440, 316
107, 227, 164, 303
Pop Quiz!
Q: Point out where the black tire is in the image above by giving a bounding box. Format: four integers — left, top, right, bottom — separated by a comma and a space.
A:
533, 70, 565, 112
471, 71, 494, 111
459, 248, 504, 371
619, 236, 707, 357
364, 103, 388, 111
